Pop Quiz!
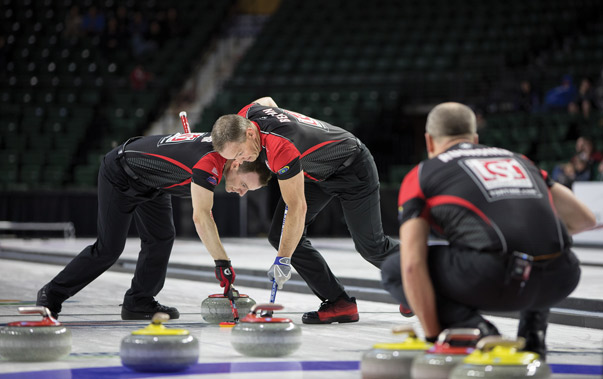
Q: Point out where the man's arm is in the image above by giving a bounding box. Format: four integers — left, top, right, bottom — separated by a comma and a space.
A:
191, 182, 229, 260
253, 96, 278, 107
550, 182, 596, 235
275, 171, 307, 257
400, 217, 441, 339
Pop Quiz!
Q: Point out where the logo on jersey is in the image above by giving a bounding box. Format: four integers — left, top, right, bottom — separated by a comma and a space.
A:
283, 109, 328, 130
277, 166, 290, 175
207, 176, 218, 186
158, 133, 211, 146
462, 157, 541, 201
212, 167, 219, 175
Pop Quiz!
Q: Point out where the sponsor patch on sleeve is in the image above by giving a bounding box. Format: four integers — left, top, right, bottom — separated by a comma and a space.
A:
277, 166, 290, 175
207, 176, 218, 186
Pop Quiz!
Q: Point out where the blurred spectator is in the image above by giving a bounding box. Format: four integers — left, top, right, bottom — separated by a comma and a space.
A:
148, 20, 166, 49
63, 5, 82, 42
130, 11, 156, 57
552, 137, 602, 187
551, 161, 575, 188
596, 162, 603, 181
166, 7, 184, 38
576, 136, 603, 172
115, 5, 130, 35
551, 155, 589, 188
0, 35, 7, 74
101, 17, 123, 53
81, 6, 106, 35
569, 78, 597, 118
130, 64, 153, 90
516, 80, 540, 113
543, 75, 577, 111
595, 68, 603, 110
572, 155, 592, 182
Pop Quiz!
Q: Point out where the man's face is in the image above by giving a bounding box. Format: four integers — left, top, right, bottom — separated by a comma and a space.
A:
219, 129, 261, 163
224, 162, 262, 197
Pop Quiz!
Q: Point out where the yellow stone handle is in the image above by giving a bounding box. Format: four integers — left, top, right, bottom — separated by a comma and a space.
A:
151, 312, 170, 325
392, 324, 416, 338
477, 336, 526, 352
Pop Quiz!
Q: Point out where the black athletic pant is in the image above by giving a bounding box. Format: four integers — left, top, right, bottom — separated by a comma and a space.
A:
381, 245, 580, 335
46, 147, 175, 307
268, 146, 399, 302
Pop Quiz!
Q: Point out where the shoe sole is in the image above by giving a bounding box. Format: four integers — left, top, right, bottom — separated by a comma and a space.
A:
302, 314, 359, 324
121, 310, 180, 320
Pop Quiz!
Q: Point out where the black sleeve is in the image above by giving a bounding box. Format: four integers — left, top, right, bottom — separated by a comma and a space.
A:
398, 197, 427, 226
276, 157, 301, 180
192, 169, 218, 192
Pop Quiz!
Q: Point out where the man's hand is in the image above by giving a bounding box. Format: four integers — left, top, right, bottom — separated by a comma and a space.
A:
267, 256, 292, 289
214, 260, 236, 296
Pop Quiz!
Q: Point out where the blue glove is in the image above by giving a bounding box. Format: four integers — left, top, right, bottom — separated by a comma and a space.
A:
267, 256, 291, 289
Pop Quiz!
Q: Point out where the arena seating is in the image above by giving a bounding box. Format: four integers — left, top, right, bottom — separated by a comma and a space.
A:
195, 0, 603, 185
1, 0, 602, 190
0, 0, 233, 189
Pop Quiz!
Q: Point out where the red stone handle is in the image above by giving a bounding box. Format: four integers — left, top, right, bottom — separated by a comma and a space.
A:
437, 328, 481, 344
251, 303, 284, 315
18, 306, 53, 318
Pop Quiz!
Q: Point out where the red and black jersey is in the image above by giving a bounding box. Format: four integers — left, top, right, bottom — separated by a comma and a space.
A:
121, 132, 226, 197
398, 142, 570, 256
238, 103, 360, 181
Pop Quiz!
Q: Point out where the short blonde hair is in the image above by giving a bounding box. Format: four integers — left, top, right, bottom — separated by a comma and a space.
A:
426, 102, 477, 139
211, 114, 250, 152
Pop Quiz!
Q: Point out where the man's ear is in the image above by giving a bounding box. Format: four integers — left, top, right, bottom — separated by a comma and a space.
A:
425, 133, 435, 155
231, 160, 240, 170
246, 127, 255, 139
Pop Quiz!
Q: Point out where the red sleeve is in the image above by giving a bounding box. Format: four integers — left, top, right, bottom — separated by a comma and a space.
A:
398, 165, 424, 206
263, 133, 302, 179
398, 164, 427, 226
192, 152, 227, 191
238, 103, 254, 118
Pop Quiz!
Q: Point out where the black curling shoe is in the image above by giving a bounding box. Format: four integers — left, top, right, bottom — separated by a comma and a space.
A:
121, 300, 180, 320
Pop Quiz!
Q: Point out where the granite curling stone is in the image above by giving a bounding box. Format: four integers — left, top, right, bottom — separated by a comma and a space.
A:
120, 312, 199, 373
411, 328, 481, 379
231, 303, 302, 357
0, 306, 71, 362
449, 336, 551, 379
201, 293, 256, 324
360, 325, 432, 379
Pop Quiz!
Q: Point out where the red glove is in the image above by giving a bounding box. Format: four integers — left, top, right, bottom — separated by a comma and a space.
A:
214, 260, 235, 296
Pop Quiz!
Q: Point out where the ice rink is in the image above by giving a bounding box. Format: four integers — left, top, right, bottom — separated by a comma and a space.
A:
1, 237, 602, 378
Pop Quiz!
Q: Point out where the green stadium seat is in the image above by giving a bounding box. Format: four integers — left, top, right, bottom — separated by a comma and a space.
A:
73, 164, 99, 188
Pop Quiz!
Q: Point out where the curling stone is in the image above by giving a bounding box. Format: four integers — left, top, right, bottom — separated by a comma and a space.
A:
360, 325, 432, 379
411, 328, 481, 379
0, 306, 71, 362
449, 336, 551, 378
120, 312, 199, 373
231, 303, 302, 357
201, 293, 256, 324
